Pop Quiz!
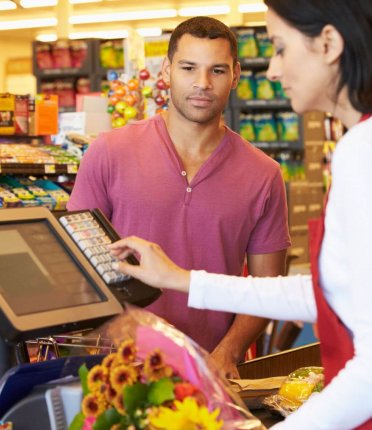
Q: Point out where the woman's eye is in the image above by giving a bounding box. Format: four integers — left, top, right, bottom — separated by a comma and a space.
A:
275, 47, 284, 56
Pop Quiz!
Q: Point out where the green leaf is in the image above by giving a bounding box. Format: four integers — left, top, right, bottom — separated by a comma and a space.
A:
93, 408, 122, 430
124, 383, 150, 415
78, 364, 90, 396
148, 378, 175, 406
67, 412, 85, 430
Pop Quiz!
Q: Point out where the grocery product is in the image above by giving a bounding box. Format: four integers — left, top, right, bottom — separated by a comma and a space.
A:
263, 366, 324, 417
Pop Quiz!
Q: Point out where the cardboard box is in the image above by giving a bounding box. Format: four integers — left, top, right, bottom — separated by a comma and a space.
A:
308, 184, 324, 219
303, 111, 326, 141
286, 182, 309, 228
288, 227, 309, 265
304, 141, 324, 183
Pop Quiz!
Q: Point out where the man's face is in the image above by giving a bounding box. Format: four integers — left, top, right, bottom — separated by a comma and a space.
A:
163, 34, 240, 125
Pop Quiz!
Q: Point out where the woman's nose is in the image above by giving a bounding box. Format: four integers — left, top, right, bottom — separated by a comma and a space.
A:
266, 56, 281, 82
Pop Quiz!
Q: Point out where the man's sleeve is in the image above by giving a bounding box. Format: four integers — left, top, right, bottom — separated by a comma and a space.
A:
67, 133, 112, 218
247, 168, 291, 254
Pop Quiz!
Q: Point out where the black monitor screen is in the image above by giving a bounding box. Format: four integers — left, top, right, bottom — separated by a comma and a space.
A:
0, 220, 103, 316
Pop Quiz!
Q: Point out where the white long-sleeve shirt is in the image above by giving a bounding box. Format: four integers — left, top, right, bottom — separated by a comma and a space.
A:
188, 117, 372, 429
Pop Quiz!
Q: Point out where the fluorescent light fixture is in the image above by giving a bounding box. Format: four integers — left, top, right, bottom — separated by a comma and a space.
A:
137, 27, 162, 37
20, 0, 57, 7
178, 5, 230, 16
70, 9, 177, 24
69, 30, 128, 39
239, 3, 268, 13
0, 1, 17, 10
36, 33, 58, 42
69, 0, 102, 3
0, 17, 57, 30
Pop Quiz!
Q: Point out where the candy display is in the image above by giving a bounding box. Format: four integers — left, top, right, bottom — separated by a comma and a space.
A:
106, 68, 169, 128
263, 367, 324, 417
0, 176, 70, 210
99, 40, 124, 69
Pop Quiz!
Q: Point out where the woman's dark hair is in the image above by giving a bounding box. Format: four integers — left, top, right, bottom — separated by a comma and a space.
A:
167, 16, 238, 65
264, 0, 372, 113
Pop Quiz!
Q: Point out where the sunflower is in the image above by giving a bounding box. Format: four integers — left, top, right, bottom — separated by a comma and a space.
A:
110, 364, 138, 392
87, 365, 109, 392
102, 352, 118, 371
117, 339, 137, 364
112, 392, 126, 415
105, 384, 118, 405
149, 397, 223, 430
82, 393, 106, 418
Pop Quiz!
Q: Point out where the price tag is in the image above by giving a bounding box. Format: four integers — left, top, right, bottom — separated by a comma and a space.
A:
45, 164, 56, 174
67, 164, 78, 174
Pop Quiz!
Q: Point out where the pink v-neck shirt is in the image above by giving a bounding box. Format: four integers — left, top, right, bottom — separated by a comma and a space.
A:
68, 114, 290, 351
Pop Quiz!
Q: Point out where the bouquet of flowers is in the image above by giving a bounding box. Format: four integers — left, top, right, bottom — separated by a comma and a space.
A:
68, 306, 264, 430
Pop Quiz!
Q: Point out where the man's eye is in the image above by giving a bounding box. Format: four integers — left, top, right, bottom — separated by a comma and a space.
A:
182, 66, 194, 71
213, 69, 225, 74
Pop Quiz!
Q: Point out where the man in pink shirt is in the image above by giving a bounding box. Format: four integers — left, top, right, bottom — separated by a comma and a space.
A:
68, 16, 290, 378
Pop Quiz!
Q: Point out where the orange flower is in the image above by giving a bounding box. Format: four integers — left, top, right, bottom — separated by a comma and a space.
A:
105, 384, 118, 405
87, 365, 108, 392
110, 364, 138, 392
117, 339, 137, 364
82, 393, 106, 418
112, 392, 126, 415
102, 352, 118, 371
143, 349, 173, 381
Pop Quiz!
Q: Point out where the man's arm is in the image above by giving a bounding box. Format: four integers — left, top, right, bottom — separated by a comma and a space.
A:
210, 249, 287, 378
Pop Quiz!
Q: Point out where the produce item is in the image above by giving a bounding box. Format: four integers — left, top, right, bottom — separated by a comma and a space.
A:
263, 366, 324, 417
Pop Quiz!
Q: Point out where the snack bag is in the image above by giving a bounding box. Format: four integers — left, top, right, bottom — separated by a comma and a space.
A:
240, 114, 256, 141
263, 366, 324, 417
237, 29, 259, 58
237, 71, 255, 100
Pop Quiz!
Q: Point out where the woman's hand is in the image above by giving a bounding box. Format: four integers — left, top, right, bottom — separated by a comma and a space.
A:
108, 236, 191, 293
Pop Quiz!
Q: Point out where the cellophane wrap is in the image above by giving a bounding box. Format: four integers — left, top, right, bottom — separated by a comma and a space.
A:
93, 304, 265, 430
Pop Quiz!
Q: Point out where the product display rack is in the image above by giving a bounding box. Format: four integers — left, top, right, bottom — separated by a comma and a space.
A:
32, 39, 125, 111
227, 26, 303, 152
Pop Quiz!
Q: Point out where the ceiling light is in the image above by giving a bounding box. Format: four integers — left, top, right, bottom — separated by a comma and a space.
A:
137, 27, 162, 37
69, 0, 102, 3
178, 5, 230, 16
36, 33, 58, 42
20, 0, 57, 7
70, 9, 177, 24
239, 3, 268, 13
0, 17, 57, 30
69, 30, 128, 39
0, 1, 17, 10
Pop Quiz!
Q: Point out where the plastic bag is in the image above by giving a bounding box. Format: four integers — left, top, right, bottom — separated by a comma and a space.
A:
69, 305, 265, 430
263, 366, 324, 417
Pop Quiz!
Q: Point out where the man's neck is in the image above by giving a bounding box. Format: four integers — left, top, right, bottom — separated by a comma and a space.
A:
161, 110, 226, 182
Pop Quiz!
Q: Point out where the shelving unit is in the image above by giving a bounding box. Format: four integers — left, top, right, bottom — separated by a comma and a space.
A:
227, 27, 303, 154
32, 39, 125, 111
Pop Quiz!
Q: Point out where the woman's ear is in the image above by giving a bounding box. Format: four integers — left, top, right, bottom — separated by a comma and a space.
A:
320, 24, 344, 64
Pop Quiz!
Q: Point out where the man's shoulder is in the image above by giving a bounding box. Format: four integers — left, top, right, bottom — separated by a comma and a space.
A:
98, 114, 163, 146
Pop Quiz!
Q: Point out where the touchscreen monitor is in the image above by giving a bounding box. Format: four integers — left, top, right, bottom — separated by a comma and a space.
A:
0, 207, 122, 342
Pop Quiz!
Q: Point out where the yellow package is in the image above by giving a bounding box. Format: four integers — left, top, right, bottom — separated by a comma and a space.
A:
0, 93, 15, 135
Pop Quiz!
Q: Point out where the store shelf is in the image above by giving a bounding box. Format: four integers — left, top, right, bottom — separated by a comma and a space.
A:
35, 67, 90, 78
251, 140, 303, 150
239, 57, 270, 68
231, 97, 292, 110
0, 163, 78, 175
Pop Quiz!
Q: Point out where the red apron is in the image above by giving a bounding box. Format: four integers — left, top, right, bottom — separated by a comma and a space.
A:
308, 113, 372, 429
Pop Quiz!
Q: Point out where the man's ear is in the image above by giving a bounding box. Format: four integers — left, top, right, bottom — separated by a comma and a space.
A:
231, 62, 241, 89
162, 56, 171, 84
320, 24, 344, 64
